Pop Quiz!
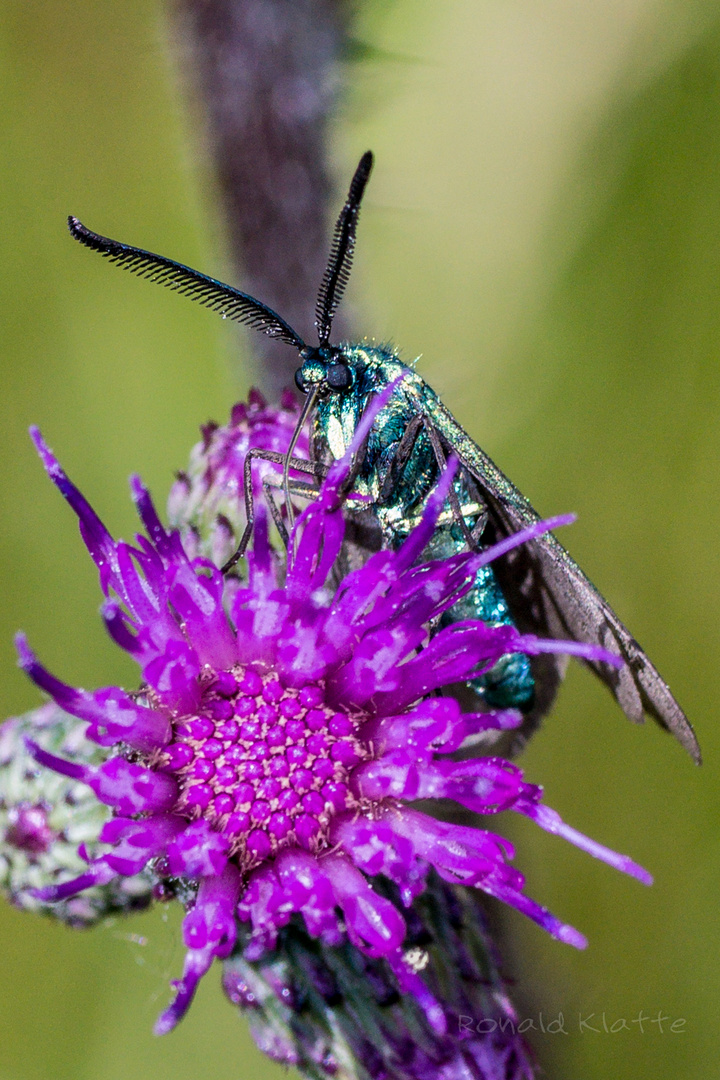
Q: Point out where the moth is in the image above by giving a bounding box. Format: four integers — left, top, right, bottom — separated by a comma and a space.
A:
68, 152, 700, 761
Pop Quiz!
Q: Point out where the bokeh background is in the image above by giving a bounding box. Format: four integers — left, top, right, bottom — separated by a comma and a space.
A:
2, 1, 719, 1078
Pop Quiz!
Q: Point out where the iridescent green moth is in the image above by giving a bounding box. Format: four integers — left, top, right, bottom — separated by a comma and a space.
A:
68, 153, 699, 762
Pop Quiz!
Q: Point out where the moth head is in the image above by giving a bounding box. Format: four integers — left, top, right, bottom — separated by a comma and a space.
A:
294, 347, 354, 397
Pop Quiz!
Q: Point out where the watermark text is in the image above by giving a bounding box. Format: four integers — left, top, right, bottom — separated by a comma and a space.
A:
458, 1011, 686, 1036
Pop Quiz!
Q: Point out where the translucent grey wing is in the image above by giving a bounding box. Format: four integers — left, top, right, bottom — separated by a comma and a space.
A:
425, 397, 700, 763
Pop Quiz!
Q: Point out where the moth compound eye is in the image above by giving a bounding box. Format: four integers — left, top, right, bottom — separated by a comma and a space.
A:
326, 362, 353, 390
294, 368, 307, 393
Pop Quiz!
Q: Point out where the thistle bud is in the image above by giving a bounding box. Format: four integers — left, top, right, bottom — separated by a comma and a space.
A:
0, 704, 154, 926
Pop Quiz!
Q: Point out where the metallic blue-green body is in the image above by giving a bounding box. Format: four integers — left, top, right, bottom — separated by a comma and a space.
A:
303, 344, 534, 710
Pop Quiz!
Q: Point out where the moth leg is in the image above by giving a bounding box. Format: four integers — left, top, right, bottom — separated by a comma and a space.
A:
375, 412, 485, 547
376, 414, 425, 504
262, 473, 321, 547
421, 417, 482, 552
239, 446, 326, 478
221, 448, 323, 573
261, 476, 290, 545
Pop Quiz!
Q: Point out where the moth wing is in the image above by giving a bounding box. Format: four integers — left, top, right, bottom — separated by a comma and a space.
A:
427, 400, 700, 763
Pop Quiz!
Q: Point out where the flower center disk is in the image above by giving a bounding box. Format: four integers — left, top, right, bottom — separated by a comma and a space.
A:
161, 667, 364, 869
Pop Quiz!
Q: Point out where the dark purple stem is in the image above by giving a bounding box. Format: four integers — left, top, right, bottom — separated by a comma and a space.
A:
168, 0, 353, 399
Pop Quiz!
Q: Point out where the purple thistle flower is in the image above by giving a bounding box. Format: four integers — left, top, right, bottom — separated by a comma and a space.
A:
16, 395, 650, 1040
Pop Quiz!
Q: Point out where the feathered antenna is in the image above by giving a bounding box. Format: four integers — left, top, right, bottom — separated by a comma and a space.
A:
68, 217, 306, 349
314, 151, 373, 347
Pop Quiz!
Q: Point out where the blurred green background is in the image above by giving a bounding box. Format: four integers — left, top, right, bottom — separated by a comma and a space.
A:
2, 1, 720, 1078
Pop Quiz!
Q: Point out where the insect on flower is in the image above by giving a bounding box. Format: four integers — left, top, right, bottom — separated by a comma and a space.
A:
16, 407, 652, 1037
67, 154, 699, 761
